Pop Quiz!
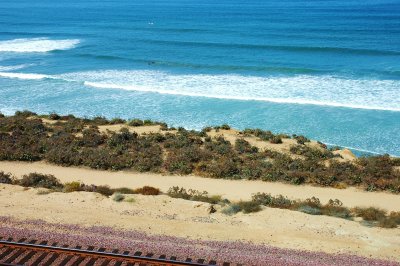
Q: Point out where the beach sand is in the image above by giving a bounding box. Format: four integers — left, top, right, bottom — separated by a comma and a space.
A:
0, 183, 399, 262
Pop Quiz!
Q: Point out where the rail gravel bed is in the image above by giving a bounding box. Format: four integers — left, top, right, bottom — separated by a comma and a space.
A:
0, 217, 398, 266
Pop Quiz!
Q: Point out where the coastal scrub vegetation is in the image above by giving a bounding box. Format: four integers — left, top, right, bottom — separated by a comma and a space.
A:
167, 186, 222, 204
0, 111, 399, 193
0, 171, 13, 184
3, 172, 399, 228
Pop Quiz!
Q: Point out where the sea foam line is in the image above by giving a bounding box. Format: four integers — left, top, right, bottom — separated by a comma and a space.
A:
0, 38, 80, 53
0, 64, 34, 71
83, 81, 400, 112
1, 69, 400, 112
0, 72, 50, 80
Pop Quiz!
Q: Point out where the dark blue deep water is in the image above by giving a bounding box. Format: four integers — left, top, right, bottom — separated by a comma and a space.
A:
0, 0, 399, 155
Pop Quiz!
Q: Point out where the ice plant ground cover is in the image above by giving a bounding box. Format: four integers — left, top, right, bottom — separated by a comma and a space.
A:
0, 217, 398, 266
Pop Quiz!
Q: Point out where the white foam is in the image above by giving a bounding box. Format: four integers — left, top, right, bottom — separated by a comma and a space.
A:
1, 69, 399, 111
62, 70, 400, 112
0, 38, 80, 53
0, 72, 50, 80
0, 64, 34, 71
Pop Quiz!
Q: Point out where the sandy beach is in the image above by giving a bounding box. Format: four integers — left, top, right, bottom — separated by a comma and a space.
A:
0, 183, 399, 262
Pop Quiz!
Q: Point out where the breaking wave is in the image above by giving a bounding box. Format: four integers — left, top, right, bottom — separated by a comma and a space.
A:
1, 69, 399, 111
0, 38, 80, 53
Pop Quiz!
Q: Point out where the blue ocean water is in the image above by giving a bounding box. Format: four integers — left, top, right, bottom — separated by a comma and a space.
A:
0, 0, 399, 155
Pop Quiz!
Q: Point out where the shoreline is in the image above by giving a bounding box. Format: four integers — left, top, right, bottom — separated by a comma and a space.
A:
1, 161, 399, 212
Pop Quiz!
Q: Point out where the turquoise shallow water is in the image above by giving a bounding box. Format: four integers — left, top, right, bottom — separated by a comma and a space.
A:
0, 0, 399, 155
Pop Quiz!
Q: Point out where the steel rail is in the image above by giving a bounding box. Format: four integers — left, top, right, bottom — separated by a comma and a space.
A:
0, 238, 226, 266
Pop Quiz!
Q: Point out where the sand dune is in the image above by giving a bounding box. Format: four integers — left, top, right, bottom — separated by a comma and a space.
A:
0, 184, 399, 262
0, 161, 399, 212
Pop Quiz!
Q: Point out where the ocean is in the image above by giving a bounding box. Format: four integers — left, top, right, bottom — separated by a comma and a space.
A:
0, 0, 399, 156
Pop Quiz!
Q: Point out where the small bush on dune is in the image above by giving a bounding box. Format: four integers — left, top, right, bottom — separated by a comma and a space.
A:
378, 217, 398, 228
220, 124, 231, 130
270, 136, 283, 144
237, 201, 262, 213
321, 199, 352, 219
221, 201, 261, 215
113, 187, 135, 194
49, 113, 61, 120
221, 204, 242, 215
293, 135, 310, 145
297, 205, 322, 215
19, 173, 63, 189
235, 138, 258, 154
352, 207, 387, 221
127, 119, 144, 127
388, 212, 400, 224
252, 193, 294, 209
110, 118, 126, 124
202, 127, 212, 133
95, 185, 114, 196
0, 171, 13, 184
63, 181, 82, 192
91, 116, 109, 125
113, 192, 125, 202
167, 186, 222, 204
134, 186, 160, 195
15, 110, 37, 117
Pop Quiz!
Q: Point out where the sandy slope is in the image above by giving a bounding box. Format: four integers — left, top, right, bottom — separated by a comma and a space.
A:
0, 161, 399, 212
0, 184, 399, 262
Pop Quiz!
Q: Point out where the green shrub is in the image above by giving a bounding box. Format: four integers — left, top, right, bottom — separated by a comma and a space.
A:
270, 136, 283, 144
0, 171, 13, 184
167, 186, 222, 204
113, 187, 135, 194
128, 119, 144, 127
221, 204, 242, 215
202, 127, 212, 133
109, 118, 126, 124
237, 201, 262, 213
221, 201, 261, 215
19, 173, 63, 189
252, 193, 294, 209
235, 138, 258, 154
220, 124, 231, 130
81, 128, 105, 147
113, 192, 125, 202
388, 212, 400, 224
353, 207, 387, 221
49, 113, 61, 120
134, 186, 160, 195
297, 205, 322, 215
378, 217, 398, 228
321, 199, 352, 219
290, 145, 335, 160
293, 135, 310, 145
95, 185, 114, 196
15, 110, 37, 117
63, 181, 82, 192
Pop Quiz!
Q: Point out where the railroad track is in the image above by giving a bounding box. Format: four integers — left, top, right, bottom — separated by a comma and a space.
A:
0, 237, 237, 266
